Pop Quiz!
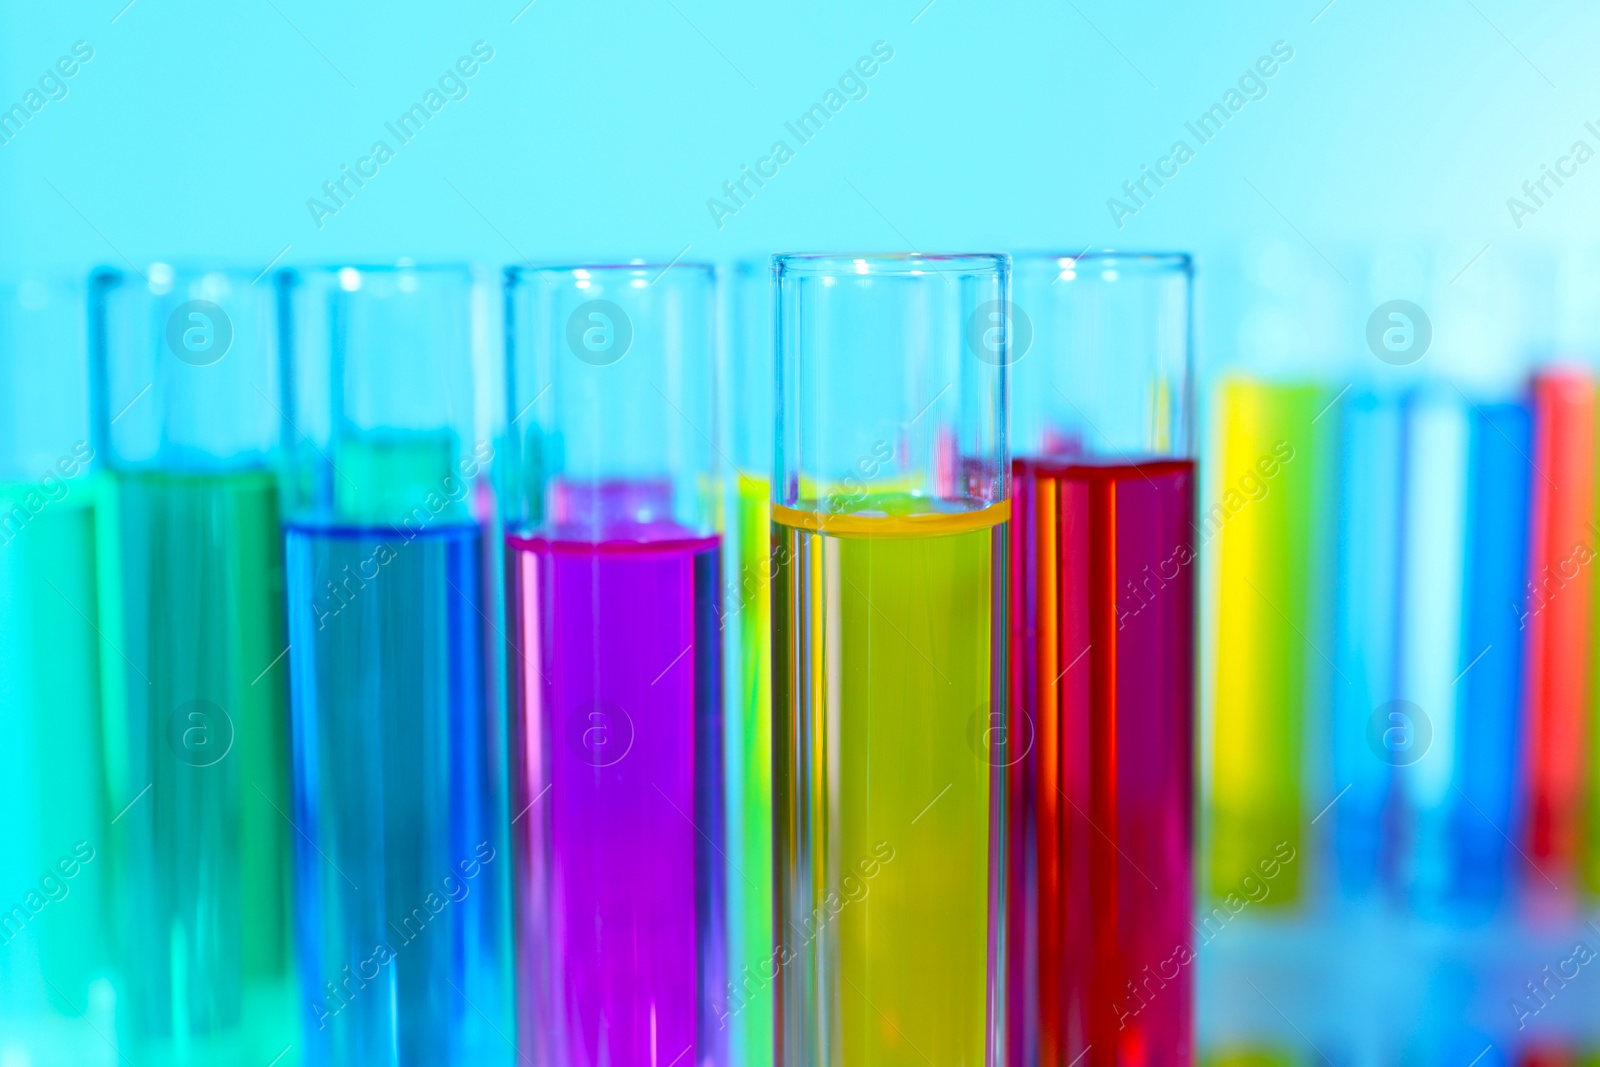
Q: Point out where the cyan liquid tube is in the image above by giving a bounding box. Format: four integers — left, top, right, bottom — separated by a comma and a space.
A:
1329, 388, 1402, 899
1008, 252, 1196, 1067
505, 262, 727, 1067
772, 253, 1010, 1067
278, 264, 513, 1065
721, 260, 774, 1067
92, 264, 298, 1065
0, 275, 114, 1060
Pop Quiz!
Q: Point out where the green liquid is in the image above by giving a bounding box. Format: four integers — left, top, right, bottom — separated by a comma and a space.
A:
726, 473, 773, 1065
100, 469, 298, 1066
773, 507, 1002, 1067
0, 481, 113, 1059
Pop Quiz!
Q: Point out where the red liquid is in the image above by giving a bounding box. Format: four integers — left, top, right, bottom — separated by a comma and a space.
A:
1008, 458, 1196, 1067
1524, 371, 1596, 876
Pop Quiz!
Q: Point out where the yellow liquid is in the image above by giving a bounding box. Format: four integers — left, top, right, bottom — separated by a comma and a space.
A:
772, 498, 1005, 1067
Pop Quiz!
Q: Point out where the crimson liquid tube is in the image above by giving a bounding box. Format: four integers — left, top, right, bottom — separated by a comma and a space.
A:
1007, 252, 1195, 1067
503, 263, 726, 1067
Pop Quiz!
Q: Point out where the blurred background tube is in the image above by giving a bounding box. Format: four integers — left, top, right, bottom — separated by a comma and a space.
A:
721, 260, 775, 1067
92, 264, 297, 1066
1007, 251, 1195, 1067
1524, 368, 1597, 889
504, 262, 726, 1067
1205, 378, 1326, 907
1329, 386, 1402, 898
771, 252, 1009, 1067
278, 264, 512, 1064
0, 275, 113, 1064
1392, 388, 1533, 913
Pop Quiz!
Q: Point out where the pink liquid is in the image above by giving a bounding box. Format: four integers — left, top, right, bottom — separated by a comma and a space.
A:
507, 519, 725, 1067
1008, 458, 1196, 1067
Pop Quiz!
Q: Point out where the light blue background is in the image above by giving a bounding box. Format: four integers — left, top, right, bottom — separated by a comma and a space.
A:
2, 0, 1597, 370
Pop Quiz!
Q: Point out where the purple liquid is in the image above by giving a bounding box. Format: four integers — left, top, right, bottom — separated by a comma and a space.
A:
507, 521, 725, 1067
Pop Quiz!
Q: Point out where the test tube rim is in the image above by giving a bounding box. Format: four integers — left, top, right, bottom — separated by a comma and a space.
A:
771, 251, 1009, 276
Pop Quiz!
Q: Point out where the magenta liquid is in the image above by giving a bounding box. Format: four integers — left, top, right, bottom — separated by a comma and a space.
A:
507, 521, 725, 1067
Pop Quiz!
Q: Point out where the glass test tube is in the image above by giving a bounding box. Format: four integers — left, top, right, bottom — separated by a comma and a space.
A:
278, 264, 512, 1064
1329, 385, 1403, 899
504, 262, 726, 1067
1393, 386, 1534, 912
1324, 247, 1537, 914
0, 276, 113, 1059
1207, 376, 1324, 907
1007, 252, 1195, 1067
772, 253, 1009, 1067
92, 264, 297, 1066
1525, 368, 1597, 886
722, 261, 775, 1067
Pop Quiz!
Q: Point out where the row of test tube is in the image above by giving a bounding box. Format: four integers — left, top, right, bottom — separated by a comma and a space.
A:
0, 252, 1194, 1067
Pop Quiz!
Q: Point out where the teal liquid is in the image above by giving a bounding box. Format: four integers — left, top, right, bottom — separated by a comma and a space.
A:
100, 469, 298, 1066
0, 481, 113, 1064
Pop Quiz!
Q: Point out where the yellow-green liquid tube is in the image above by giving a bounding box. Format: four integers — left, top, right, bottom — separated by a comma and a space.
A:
1207, 380, 1324, 904
773, 499, 1003, 1067
726, 471, 775, 1064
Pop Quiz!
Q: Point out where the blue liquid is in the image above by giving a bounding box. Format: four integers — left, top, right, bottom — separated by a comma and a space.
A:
1448, 400, 1531, 907
284, 521, 512, 1066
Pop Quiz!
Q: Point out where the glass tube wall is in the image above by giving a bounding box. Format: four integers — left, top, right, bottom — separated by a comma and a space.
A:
0, 275, 112, 1062
91, 264, 297, 1065
1008, 251, 1195, 1067
771, 252, 1009, 1067
503, 262, 726, 1067
277, 263, 512, 1065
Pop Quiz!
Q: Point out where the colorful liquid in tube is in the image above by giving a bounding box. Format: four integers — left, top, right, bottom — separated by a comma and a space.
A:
771, 253, 1009, 1067
505, 263, 727, 1067
278, 266, 512, 1065
1008, 252, 1195, 1066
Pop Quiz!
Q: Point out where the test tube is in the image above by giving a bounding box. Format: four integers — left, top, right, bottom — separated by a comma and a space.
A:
1329, 386, 1403, 898
772, 253, 1009, 1066
721, 260, 775, 1067
1207, 376, 1325, 907
278, 264, 513, 1063
1393, 386, 1534, 912
504, 262, 726, 1067
1524, 368, 1597, 886
1007, 252, 1194, 1066
91, 264, 297, 1064
0, 275, 112, 1058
